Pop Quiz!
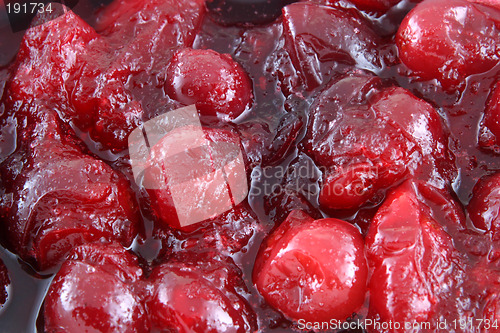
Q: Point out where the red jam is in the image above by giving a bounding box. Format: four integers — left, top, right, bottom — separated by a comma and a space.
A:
1, 0, 500, 332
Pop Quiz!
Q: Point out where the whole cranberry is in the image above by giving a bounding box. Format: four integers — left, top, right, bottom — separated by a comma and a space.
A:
281, 3, 385, 91
253, 210, 368, 322
0, 108, 141, 270
397, 0, 500, 89
44, 243, 148, 333
147, 254, 257, 332
165, 48, 253, 120
304, 72, 455, 212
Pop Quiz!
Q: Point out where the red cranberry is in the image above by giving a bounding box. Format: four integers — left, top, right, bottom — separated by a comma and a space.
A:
305, 72, 455, 211
0, 108, 141, 270
165, 48, 253, 120
366, 180, 464, 328
483, 292, 500, 331
147, 253, 257, 332
397, 0, 500, 89
479, 82, 500, 152
253, 210, 368, 322
468, 173, 500, 239
144, 125, 248, 231
282, 3, 386, 90
44, 243, 148, 333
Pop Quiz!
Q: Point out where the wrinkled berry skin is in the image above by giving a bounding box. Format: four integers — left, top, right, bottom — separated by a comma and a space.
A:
253, 210, 367, 322
147, 253, 257, 333
8, 8, 141, 152
0, 106, 141, 270
281, 3, 387, 91
144, 125, 249, 231
468, 173, 500, 239
397, 0, 500, 89
44, 243, 149, 333
165, 48, 253, 120
304, 72, 455, 212
366, 180, 465, 331
7, 0, 206, 151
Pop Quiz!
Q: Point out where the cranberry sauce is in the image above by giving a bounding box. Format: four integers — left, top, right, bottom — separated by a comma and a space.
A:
0, 0, 500, 332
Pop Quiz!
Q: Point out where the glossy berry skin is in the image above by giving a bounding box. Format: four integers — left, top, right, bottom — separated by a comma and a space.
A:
397, 0, 500, 90
0, 258, 9, 307
165, 48, 252, 120
8, 0, 206, 151
144, 125, 248, 231
281, 3, 386, 91
304, 72, 455, 212
44, 243, 148, 333
253, 210, 368, 322
468, 173, 500, 239
154, 201, 259, 257
479, 82, 500, 152
366, 180, 465, 330
0, 107, 141, 270
147, 254, 257, 333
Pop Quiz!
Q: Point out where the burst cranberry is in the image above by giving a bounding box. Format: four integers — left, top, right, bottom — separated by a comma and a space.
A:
305, 72, 455, 211
397, 0, 500, 90
8, 0, 206, 151
96, 0, 204, 60
147, 253, 257, 332
143, 124, 248, 231
479, 82, 500, 152
0, 258, 9, 307
366, 180, 465, 328
253, 210, 367, 322
44, 243, 148, 333
468, 173, 500, 239
282, 3, 387, 91
7, 8, 142, 151
165, 48, 253, 120
0, 108, 141, 270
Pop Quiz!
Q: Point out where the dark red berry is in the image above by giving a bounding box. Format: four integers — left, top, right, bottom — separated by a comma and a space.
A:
397, 0, 500, 89
147, 253, 257, 332
44, 243, 148, 333
165, 48, 253, 120
0, 108, 141, 270
468, 173, 500, 239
